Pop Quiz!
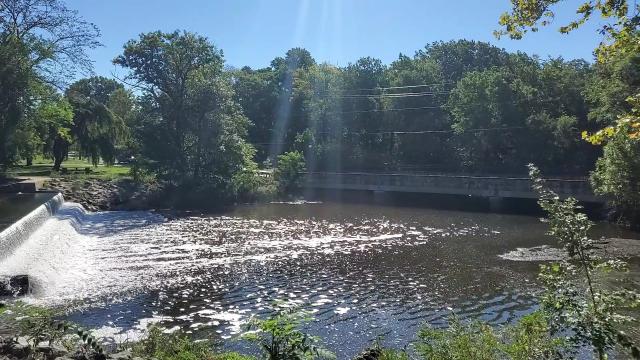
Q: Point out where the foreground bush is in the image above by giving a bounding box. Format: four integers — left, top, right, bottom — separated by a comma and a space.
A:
243, 308, 335, 360
417, 312, 562, 360
131, 325, 253, 360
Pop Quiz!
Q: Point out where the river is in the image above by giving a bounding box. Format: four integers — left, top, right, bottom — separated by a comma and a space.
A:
1, 198, 638, 358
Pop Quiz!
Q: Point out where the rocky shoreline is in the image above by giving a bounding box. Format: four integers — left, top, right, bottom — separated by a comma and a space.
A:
499, 237, 640, 261
0, 337, 141, 360
41, 178, 154, 212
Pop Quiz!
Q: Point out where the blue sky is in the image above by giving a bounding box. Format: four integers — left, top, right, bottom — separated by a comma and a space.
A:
67, 0, 603, 78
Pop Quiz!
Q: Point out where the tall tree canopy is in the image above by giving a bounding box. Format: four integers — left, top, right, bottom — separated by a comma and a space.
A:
232, 41, 600, 175
114, 31, 254, 196
62, 77, 126, 169
0, 0, 100, 167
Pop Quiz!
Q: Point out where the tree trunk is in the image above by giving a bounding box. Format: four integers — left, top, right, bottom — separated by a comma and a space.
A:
52, 136, 69, 171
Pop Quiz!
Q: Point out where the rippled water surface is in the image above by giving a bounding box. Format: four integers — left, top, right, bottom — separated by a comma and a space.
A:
2, 200, 638, 358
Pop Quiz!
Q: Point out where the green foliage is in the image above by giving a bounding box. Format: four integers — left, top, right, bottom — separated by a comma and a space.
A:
1, 301, 67, 348
591, 121, 640, 224
417, 318, 502, 360
353, 342, 409, 360
0, 301, 104, 355
416, 312, 564, 360
231, 41, 600, 176
0, 0, 100, 167
495, 0, 639, 63
529, 164, 640, 359
132, 325, 219, 360
274, 151, 306, 194
114, 30, 257, 203
242, 308, 335, 360
65, 76, 127, 168
0, 35, 32, 167
500, 312, 565, 360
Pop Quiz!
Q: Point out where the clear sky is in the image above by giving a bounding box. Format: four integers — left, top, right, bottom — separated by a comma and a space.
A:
66, 0, 604, 78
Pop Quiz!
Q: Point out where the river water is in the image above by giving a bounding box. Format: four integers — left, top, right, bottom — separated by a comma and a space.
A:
1, 199, 638, 358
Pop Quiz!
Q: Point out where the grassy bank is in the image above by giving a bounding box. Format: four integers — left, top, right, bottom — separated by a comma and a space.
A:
5, 157, 131, 181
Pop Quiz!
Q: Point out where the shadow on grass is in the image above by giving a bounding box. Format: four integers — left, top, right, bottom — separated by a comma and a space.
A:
7, 164, 131, 180
8, 165, 53, 177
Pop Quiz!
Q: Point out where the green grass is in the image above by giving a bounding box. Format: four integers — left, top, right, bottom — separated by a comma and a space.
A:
6, 157, 131, 180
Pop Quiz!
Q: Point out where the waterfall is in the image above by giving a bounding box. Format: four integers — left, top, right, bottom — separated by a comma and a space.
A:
0, 201, 165, 304
0, 193, 64, 262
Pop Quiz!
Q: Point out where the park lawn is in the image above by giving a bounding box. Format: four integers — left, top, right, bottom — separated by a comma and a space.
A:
7, 157, 131, 180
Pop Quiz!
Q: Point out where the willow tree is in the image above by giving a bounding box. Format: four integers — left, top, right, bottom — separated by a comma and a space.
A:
64, 77, 126, 168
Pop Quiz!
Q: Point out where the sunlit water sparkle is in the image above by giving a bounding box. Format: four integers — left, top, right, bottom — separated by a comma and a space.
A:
1, 201, 637, 358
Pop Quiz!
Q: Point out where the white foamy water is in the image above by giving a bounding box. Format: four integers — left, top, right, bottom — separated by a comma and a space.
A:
0, 203, 166, 303
0, 193, 64, 263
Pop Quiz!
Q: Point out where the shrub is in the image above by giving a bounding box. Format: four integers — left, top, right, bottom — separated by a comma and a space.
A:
1, 301, 67, 348
274, 151, 306, 194
0, 302, 104, 355
354, 342, 409, 360
242, 308, 334, 360
417, 318, 501, 360
530, 164, 640, 359
416, 312, 564, 360
131, 325, 218, 360
500, 312, 565, 360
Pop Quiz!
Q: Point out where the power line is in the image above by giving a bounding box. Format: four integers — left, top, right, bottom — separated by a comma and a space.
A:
345, 82, 456, 93
328, 105, 445, 115
333, 91, 451, 99
312, 126, 527, 136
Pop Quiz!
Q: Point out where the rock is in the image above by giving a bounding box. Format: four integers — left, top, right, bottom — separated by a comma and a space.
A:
108, 350, 132, 359
36, 344, 68, 359
0, 276, 30, 297
0, 338, 30, 359
353, 346, 383, 360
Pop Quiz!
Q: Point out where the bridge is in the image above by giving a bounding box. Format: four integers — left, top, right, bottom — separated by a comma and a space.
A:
303, 172, 604, 203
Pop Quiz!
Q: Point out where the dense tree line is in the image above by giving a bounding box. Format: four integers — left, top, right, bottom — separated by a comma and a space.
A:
3, 0, 640, 212
231, 41, 639, 176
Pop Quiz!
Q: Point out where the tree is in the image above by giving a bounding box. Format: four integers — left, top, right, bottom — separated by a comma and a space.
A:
268, 48, 317, 159
447, 68, 529, 172
497, 0, 640, 143
114, 30, 255, 199
231, 66, 279, 162
496, 0, 640, 222
35, 93, 74, 171
0, 36, 31, 166
592, 121, 640, 225
530, 164, 640, 359
496, 0, 639, 63
274, 151, 306, 194
0, 0, 100, 167
65, 77, 126, 167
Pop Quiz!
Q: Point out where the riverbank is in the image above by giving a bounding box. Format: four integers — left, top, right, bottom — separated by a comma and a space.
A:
42, 178, 153, 212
